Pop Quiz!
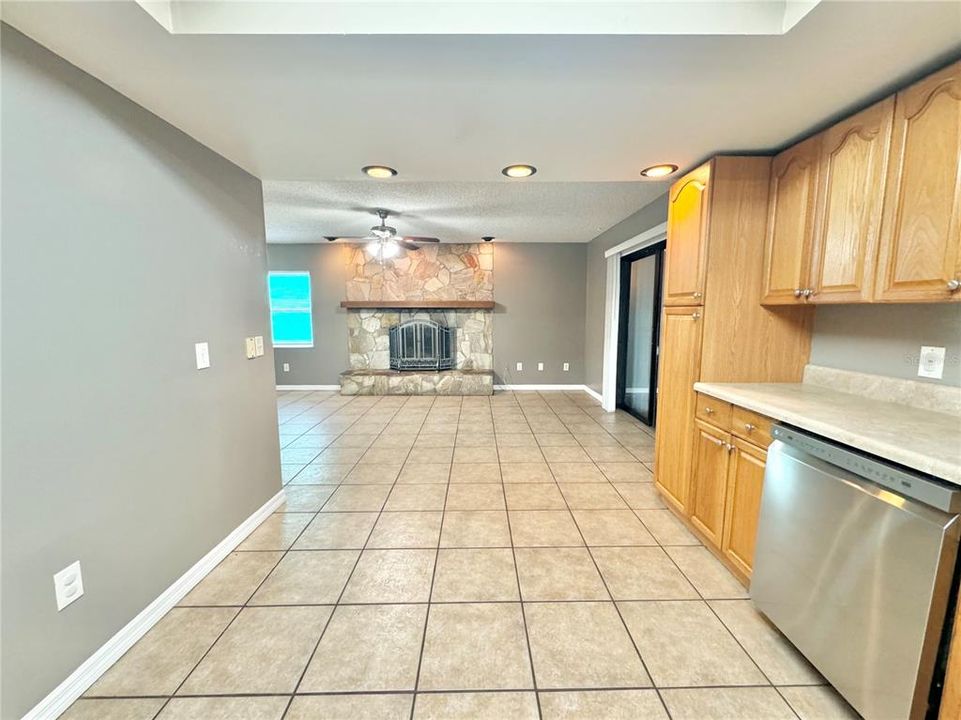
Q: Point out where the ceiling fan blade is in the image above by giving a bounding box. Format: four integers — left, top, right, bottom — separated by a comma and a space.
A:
402, 236, 441, 243
397, 240, 421, 251
324, 236, 367, 242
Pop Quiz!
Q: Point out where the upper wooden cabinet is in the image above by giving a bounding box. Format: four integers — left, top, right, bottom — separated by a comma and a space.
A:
664, 162, 711, 306
875, 61, 961, 303
809, 97, 895, 303
762, 135, 820, 305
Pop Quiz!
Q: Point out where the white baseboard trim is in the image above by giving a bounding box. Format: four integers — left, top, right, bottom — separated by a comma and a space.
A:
23, 488, 287, 720
276, 384, 340, 391
582, 385, 604, 403
494, 384, 592, 392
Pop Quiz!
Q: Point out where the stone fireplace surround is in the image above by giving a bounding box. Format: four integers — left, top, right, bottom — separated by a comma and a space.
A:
339, 243, 494, 395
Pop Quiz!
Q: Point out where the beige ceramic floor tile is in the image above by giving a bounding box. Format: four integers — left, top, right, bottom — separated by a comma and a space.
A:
660, 688, 796, 720
498, 446, 546, 463
501, 463, 554, 483
591, 547, 698, 600
618, 600, 766, 687
314, 447, 366, 464
371, 433, 418, 449
413, 692, 539, 720
612, 482, 664, 509
292, 512, 378, 549
440, 510, 512, 547
449, 462, 502, 483
455, 432, 496, 447
179, 606, 331, 694
515, 547, 608, 600
237, 513, 313, 551
777, 686, 860, 719
299, 604, 426, 692
157, 696, 288, 720
496, 433, 539, 448
524, 602, 650, 689
286, 694, 413, 720
540, 446, 592, 463
665, 546, 749, 599
249, 550, 358, 605
453, 446, 499, 463
287, 463, 352, 485
445, 483, 506, 510
418, 603, 534, 690
385, 483, 448, 511
710, 600, 823, 684
344, 462, 402, 484
180, 551, 281, 606
634, 509, 700, 546
509, 510, 584, 547
280, 485, 336, 511
582, 446, 636, 463
367, 511, 443, 548
281, 464, 307, 483
341, 549, 435, 603
87, 607, 237, 696
597, 462, 654, 482
322, 484, 391, 511
572, 510, 656, 546
61, 699, 165, 720
408, 446, 453, 464
538, 690, 668, 720
397, 463, 451, 484
535, 433, 580, 447
558, 483, 628, 509
431, 548, 519, 601
548, 463, 608, 483
330, 433, 378, 448
281, 448, 322, 465
504, 483, 567, 510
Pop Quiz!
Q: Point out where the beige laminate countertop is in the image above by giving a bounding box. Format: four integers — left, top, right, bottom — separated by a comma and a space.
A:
693, 381, 961, 485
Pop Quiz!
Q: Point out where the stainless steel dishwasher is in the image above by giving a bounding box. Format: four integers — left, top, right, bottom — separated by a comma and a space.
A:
752, 425, 961, 720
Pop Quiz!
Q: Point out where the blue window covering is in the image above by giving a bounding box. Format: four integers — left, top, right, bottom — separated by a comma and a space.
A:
268, 272, 314, 347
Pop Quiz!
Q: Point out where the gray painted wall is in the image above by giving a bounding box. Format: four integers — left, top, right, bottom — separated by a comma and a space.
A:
1, 26, 281, 719
584, 194, 669, 394
492, 242, 586, 385
811, 304, 961, 387
268, 243, 348, 386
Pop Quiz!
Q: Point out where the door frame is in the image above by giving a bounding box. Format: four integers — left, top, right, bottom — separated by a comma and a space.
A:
601, 222, 668, 411
615, 241, 665, 425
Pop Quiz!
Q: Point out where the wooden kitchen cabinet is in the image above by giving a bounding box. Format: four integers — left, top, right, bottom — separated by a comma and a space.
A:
663, 162, 711, 306
652, 307, 703, 512
875, 60, 961, 303
689, 419, 732, 547
762, 135, 820, 305
808, 97, 895, 304
722, 438, 768, 578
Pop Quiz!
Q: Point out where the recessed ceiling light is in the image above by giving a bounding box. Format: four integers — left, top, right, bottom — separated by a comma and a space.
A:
640, 163, 679, 178
482, 236, 495, 242
362, 165, 397, 179
502, 164, 537, 178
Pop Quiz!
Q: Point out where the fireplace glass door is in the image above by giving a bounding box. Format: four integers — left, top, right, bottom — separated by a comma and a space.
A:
616, 242, 664, 426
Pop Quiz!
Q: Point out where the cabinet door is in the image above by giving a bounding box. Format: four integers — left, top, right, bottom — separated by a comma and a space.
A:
652, 307, 704, 513
721, 438, 767, 578
664, 162, 711, 306
689, 419, 732, 548
809, 97, 894, 303
876, 61, 961, 302
762, 136, 820, 305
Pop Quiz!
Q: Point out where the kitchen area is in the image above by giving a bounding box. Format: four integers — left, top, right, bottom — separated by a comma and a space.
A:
651, 59, 961, 720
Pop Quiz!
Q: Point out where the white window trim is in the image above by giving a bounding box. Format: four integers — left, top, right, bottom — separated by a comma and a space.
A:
268, 270, 315, 349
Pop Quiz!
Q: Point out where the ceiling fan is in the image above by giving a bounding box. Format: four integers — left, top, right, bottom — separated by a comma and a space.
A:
325, 209, 440, 259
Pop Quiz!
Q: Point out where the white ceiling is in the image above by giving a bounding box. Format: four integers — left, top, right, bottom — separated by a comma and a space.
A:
4, 0, 960, 243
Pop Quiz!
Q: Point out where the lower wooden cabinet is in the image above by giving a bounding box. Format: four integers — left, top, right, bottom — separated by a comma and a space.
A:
689, 419, 732, 547
722, 438, 768, 577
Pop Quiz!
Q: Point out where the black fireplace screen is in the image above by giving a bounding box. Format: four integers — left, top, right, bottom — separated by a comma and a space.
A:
389, 319, 455, 370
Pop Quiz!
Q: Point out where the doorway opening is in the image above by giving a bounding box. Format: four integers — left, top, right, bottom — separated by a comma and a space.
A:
615, 241, 665, 426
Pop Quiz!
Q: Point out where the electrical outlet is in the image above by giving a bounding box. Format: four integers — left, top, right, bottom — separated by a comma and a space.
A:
244, 337, 257, 359
53, 561, 84, 611
537, 362, 544, 372
918, 346, 946, 379
563, 362, 570, 372
515, 362, 523, 372
194, 342, 210, 370
254, 336, 265, 357
283, 362, 290, 372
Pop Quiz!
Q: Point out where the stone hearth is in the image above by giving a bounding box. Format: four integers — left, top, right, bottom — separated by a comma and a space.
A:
339, 369, 494, 396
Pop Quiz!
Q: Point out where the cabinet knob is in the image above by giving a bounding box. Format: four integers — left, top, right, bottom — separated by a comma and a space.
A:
693, 291, 702, 299
704, 407, 714, 414
793, 288, 803, 298
725, 442, 734, 452
744, 423, 756, 432
803, 288, 814, 297
948, 279, 961, 292
691, 312, 701, 320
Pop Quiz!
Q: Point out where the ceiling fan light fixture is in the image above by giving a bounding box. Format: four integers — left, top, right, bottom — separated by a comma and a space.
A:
640, 163, 679, 178
502, 164, 537, 179
482, 236, 495, 242
362, 165, 398, 179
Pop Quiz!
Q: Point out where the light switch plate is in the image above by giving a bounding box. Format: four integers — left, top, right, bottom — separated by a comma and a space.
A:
195, 342, 210, 370
563, 362, 570, 372
254, 336, 265, 357
515, 362, 523, 372
537, 362, 544, 371
283, 362, 290, 372
54, 561, 84, 611
918, 346, 946, 379
244, 337, 257, 359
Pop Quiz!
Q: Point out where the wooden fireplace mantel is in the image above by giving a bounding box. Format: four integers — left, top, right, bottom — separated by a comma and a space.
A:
339, 300, 495, 309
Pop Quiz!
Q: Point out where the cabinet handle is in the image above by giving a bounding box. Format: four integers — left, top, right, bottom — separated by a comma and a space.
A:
803, 288, 814, 298
725, 442, 734, 452
793, 288, 803, 298
693, 291, 702, 299
691, 312, 701, 320
744, 423, 756, 433
704, 407, 714, 415
948, 279, 961, 292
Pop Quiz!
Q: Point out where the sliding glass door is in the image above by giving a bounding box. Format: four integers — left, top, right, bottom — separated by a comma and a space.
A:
616, 242, 665, 425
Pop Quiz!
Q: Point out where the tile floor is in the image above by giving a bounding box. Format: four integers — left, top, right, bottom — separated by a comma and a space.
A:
63, 391, 859, 719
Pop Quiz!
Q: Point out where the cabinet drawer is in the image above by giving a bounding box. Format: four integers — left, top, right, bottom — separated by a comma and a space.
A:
732, 405, 773, 447
695, 393, 732, 429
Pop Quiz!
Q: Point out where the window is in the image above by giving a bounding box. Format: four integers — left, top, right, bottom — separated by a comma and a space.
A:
268, 272, 314, 347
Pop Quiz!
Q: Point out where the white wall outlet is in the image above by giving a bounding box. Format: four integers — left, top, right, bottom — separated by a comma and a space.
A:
283, 362, 290, 372
515, 362, 523, 372
563, 362, 570, 372
918, 346, 946, 379
53, 561, 84, 611
537, 362, 544, 372
244, 337, 257, 359
254, 335, 265, 357
194, 342, 210, 370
